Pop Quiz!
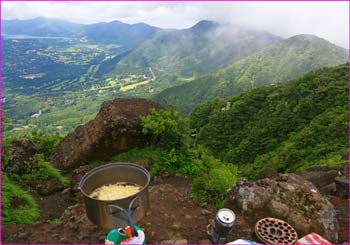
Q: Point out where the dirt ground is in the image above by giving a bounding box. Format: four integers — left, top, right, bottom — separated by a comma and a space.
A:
2, 175, 258, 244
2, 175, 348, 244
34, 190, 72, 222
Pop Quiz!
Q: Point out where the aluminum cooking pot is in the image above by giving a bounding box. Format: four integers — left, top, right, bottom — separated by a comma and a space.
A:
79, 162, 150, 230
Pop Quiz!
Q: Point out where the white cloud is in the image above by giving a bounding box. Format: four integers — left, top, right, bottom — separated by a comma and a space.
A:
2, 1, 349, 48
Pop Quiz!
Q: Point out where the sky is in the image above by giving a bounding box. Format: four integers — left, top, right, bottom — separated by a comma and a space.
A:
2, 1, 349, 48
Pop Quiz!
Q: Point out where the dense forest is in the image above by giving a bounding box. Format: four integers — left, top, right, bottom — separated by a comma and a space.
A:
190, 64, 348, 178
154, 35, 348, 115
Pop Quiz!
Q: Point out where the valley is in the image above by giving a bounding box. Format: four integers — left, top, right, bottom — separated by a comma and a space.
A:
2, 36, 185, 136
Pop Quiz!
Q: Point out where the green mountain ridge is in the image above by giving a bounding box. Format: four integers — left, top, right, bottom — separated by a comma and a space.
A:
154, 34, 348, 115
106, 21, 281, 78
77, 21, 160, 48
3, 18, 161, 50
2, 17, 83, 37
189, 63, 348, 178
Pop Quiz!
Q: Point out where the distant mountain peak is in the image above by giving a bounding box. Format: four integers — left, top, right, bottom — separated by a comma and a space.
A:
190, 20, 219, 32
282, 34, 346, 51
286, 34, 328, 43
153, 31, 348, 115
31, 16, 49, 21
10, 17, 81, 25
108, 20, 125, 24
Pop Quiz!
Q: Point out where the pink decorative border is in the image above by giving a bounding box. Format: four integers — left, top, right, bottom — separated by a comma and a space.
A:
0, 1, 349, 245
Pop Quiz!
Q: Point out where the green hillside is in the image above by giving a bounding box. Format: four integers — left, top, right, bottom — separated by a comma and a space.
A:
155, 34, 348, 115
107, 21, 281, 78
189, 63, 348, 178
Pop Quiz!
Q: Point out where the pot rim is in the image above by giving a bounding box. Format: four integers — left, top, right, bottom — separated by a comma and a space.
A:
79, 162, 151, 203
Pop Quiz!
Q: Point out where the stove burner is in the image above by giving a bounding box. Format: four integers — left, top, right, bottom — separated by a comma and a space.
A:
255, 217, 298, 244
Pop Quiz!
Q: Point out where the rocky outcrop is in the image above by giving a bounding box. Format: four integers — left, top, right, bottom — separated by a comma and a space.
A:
334, 177, 349, 198
229, 174, 339, 243
51, 98, 163, 170
4, 138, 40, 175
37, 179, 64, 196
297, 166, 339, 195
70, 165, 95, 195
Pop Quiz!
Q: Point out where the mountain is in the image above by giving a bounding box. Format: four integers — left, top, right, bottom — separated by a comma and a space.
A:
105, 20, 281, 78
189, 63, 348, 178
3, 18, 348, 139
2, 18, 160, 49
2, 18, 280, 79
2, 17, 82, 37
77, 21, 160, 47
154, 34, 348, 115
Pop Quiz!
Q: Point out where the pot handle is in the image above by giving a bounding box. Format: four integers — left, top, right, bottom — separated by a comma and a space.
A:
108, 196, 139, 237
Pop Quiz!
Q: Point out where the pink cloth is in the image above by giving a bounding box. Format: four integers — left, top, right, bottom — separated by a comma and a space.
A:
295, 232, 331, 244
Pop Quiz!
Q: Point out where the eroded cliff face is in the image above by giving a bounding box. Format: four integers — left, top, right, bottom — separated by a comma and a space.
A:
51, 98, 163, 170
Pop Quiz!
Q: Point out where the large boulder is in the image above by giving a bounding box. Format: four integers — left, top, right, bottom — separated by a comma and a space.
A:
4, 138, 40, 175
51, 98, 163, 170
228, 174, 339, 243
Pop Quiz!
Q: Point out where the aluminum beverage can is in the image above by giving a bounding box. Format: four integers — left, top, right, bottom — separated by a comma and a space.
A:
210, 208, 235, 244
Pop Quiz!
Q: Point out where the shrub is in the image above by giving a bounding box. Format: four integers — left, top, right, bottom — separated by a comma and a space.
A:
191, 165, 237, 207
177, 148, 222, 177
112, 147, 184, 176
141, 108, 190, 151
30, 133, 62, 160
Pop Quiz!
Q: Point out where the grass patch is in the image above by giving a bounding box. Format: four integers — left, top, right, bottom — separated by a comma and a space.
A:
30, 133, 62, 160
112, 147, 170, 176
12, 154, 69, 187
112, 147, 163, 163
120, 80, 150, 92
47, 218, 59, 224
2, 174, 40, 224
191, 166, 237, 207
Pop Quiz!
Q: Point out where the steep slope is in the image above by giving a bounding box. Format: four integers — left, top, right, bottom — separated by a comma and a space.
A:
189, 64, 348, 178
107, 20, 281, 77
2, 17, 82, 37
154, 34, 348, 115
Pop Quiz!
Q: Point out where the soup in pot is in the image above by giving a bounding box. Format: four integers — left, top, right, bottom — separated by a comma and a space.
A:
90, 182, 142, 200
